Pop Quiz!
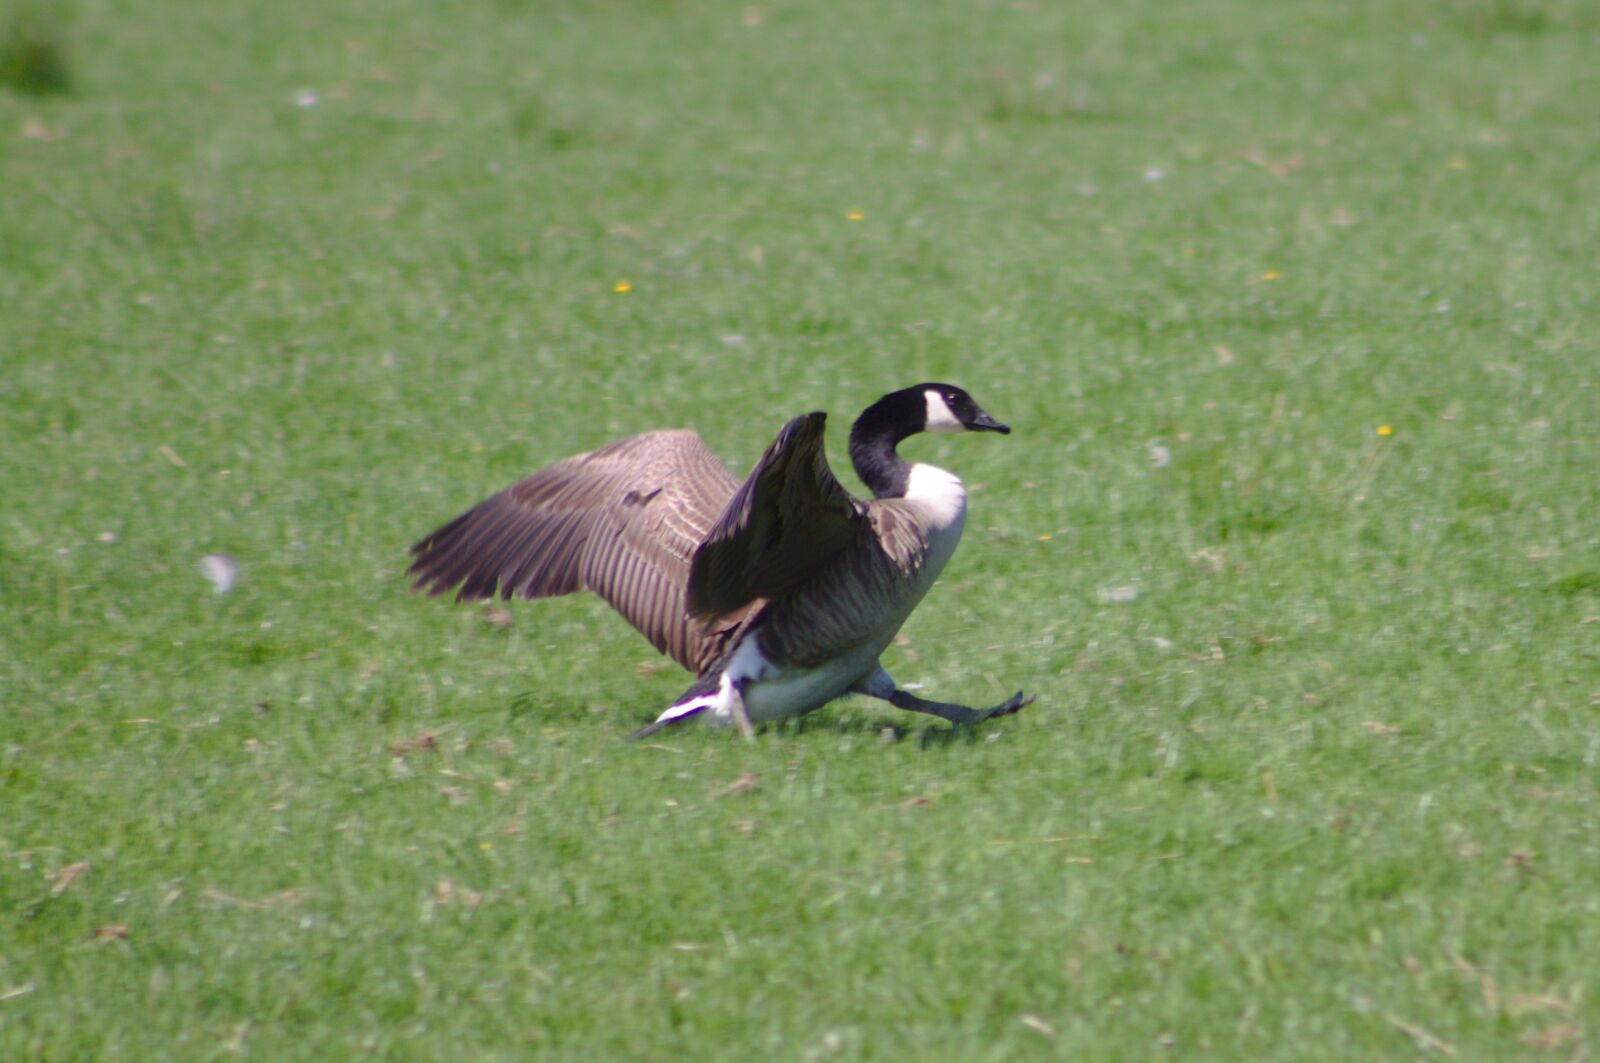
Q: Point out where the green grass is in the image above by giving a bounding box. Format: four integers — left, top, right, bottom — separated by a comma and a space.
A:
3, 0, 1597, 1057
0, 3, 71, 98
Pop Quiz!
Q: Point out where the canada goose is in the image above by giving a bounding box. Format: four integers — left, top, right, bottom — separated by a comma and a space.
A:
409, 383, 1033, 737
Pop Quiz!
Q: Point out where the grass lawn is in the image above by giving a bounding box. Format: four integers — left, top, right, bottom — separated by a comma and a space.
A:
2, 0, 1597, 1057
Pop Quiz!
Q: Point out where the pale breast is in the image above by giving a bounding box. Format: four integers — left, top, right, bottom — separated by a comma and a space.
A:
904, 462, 967, 531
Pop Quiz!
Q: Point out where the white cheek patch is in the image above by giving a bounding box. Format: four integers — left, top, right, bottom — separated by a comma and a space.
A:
923, 389, 964, 433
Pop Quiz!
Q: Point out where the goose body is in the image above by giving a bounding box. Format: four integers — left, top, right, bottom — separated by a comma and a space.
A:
692, 467, 965, 727
409, 384, 1032, 735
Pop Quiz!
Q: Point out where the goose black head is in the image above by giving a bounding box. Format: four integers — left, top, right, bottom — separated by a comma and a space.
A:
846, 383, 1011, 498
916, 383, 1010, 435
851, 383, 1011, 448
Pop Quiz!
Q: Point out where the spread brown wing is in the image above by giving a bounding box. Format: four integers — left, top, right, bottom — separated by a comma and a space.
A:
409, 430, 749, 674
686, 412, 869, 619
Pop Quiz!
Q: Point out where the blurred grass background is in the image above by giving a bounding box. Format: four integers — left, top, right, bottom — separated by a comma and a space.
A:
1, 0, 1596, 1057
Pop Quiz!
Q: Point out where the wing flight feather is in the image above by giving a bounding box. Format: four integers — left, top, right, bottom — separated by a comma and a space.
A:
409, 430, 746, 674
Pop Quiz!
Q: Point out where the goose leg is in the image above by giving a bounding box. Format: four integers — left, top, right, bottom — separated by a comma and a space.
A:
727, 681, 756, 741
887, 688, 1033, 725
851, 665, 1032, 726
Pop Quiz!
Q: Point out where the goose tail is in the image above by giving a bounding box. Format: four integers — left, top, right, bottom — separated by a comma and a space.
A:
627, 672, 723, 740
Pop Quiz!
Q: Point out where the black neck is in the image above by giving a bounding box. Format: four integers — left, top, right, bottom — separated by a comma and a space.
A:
848, 405, 919, 499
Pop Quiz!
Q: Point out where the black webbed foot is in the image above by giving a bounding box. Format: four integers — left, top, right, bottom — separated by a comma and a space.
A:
980, 690, 1034, 720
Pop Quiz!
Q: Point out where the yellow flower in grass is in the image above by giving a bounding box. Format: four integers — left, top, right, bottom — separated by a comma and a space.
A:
846, 209, 864, 221
1377, 424, 1393, 437
1260, 268, 1281, 281
613, 279, 632, 293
